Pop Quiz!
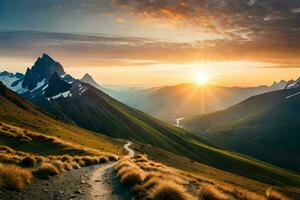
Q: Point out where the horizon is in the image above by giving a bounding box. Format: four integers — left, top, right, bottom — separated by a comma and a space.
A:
1, 52, 300, 88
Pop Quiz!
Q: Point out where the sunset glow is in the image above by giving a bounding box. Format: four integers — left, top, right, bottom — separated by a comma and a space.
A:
195, 71, 209, 85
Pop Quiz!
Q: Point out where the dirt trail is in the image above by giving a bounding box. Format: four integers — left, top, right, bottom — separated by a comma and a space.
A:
0, 142, 134, 200
87, 141, 134, 200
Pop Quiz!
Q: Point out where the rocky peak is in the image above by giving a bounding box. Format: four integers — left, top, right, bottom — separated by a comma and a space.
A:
286, 77, 300, 89
44, 72, 71, 98
22, 54, 66, 90
81, 73, 100, 88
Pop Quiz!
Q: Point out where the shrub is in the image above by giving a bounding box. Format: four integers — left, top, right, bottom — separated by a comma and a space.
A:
149, 181, 192, 200
99, 156, 109, 164
134, 154, 147, 159
199, 185, 230, 200
81, 156, 98, 166
19, 156, 35, 168
0, 164, 33, 191
78, 160, 85, 167
32, 163, 59, 179
0, 153, 18, 165
62, 163, 73, 171
35, 156, 46, 165
132, 176, 160, 195
50, 160, 64, 172
61, 155, 72, 162
108, 155, 119, 161
266, 187, 289, 200
71, 162, 81, 169
115, 160, 135, 171
120, 168, 145, 186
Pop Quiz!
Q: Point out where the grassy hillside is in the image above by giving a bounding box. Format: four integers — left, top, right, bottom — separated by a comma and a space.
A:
0, 81, 124, 156
183, 88, 300, 172
116, 155, 300, 199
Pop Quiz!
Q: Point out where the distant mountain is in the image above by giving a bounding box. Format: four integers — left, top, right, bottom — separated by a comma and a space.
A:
80, 73, 118, 96
109, 82, 289, 121
183, 86, 300, 172
0, 71, 24, 88
286, 77, 300, 89
1, 54, 299, 185
81, 73, 101, 88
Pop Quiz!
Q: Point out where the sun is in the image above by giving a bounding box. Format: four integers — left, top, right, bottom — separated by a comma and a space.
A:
195, 71, 209, 85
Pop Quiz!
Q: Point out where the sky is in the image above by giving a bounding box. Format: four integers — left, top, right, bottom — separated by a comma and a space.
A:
0, 0, 300, 87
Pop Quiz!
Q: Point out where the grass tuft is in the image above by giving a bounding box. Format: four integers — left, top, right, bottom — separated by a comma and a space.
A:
119, 168, 145, 186
62, 162, 73, 171
149, 181, 193, 200
0, 163, 33, 191
108, 155, 119, 161
199, 185, 230, 200
32, 163, 59, 179
19, 156, 35, 168
266, 187, 290, 200
99, 156, 109, 164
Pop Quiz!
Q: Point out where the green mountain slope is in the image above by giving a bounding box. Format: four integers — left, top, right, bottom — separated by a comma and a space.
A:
0, 81, 123, 155
183, 88, 300, 172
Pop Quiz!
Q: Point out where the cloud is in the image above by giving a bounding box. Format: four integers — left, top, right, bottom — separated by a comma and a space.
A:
112, 0, 300, 61
0, 30, 300, 67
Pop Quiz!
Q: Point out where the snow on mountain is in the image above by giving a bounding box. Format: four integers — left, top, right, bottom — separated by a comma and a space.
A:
0, 71, 24, 89
286, 78, 300, 89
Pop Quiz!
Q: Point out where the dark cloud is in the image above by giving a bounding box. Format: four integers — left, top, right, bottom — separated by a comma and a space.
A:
0, 30, 299, 67
0, 0, 300, 65
113, 0, 300, 63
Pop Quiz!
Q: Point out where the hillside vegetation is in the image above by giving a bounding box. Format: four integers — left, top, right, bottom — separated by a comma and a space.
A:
115, 154, 300, 200
0, 81, 123, 155
183, 88, 300, 172
0, 122, 119, 190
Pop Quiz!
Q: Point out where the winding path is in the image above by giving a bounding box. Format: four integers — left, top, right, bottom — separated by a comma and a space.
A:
0, 142, 135, 200
87, 141, 134, 200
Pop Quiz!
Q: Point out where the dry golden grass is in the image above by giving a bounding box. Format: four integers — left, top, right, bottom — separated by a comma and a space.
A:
50, 160, 64, 172
81, 156, 99, 166
115, 155, 289, 200
62, 162, 73, 171
32, 163, 59, 179
99, 156, 109, 163
132, 176, 161, 195
0, 163, 33, 191
70, 162, 81, 169
120, 169, 145, 185
61, 155, 73, 162
198, 184, 231, 200
115, 160, 135, 171
19, 156, 35, 168
108, 155, 119, 161
149, 181, 194, 200
266, 187, 290, 200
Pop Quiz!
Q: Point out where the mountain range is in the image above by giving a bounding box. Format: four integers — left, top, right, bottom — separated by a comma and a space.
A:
183, 81, 300, 172
108, 80, 289, 121
1, 54, 300, 185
